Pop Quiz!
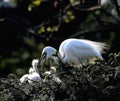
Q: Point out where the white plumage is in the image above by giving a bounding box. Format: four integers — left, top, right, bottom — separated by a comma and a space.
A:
99, 0, 120, 8
20, 74, 29, 83
41, 38, 107, 68
52, 74, 62, 84
20, 67, 41, 84
29, 67, 35, 74
20, 60, 41, 84
31, 59, 39, 73
43, 66, 62, 84
42, 46, 57, 58
20, 72, 41, 84
0, 0, 17, 8
98, 0, 112, 8
27, 72, 41, 84
41, 46, 59, 64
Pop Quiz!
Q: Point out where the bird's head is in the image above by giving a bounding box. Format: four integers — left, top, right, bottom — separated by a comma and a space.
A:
32, 59, 39, 68
31, 59, 39, 73
40, 46, 57, 64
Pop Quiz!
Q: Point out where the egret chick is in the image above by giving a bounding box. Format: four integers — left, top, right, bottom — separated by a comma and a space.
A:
20, 73, 41, 84
28, 67, 41, 84
31, 59, 39, 73
43, 66, 62, 84
41, 38, 107, 68
29, 67, 35, 74
20, 74, 29, 83
20, 67, 41, 84
50, 67, 62, 84
27, 72, 41, 84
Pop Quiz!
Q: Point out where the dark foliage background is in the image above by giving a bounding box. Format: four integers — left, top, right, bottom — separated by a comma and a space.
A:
0, 0, 120, 76
0, 0, 120, 100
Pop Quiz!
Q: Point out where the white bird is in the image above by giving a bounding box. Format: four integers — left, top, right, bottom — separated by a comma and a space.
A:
42, 46, 57, 59
40, 46, 59, 66
19, 73, 41, 84
98, 0, 112, 8
27, 72, 41, 84
98, 0, 120, 8
111, 8, 120, 21
0, 0, 18, 8
43, 66, 62, 84
31, 59, 39, 73
41, 38, 107, 68
20, 67, 41, 84
20, 74, 29, 83
29, 67, 35, 74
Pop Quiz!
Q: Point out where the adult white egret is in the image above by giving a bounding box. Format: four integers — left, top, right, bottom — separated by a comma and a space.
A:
43, 66, 62, 84
0, 0, 18, 8
40, 46, 59, 66
42, 46, 57, 59
41, 38, 107, 68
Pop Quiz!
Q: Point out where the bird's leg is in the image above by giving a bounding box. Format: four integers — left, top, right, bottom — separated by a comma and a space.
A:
79, 58, 88, 67
80, 58, 90, 67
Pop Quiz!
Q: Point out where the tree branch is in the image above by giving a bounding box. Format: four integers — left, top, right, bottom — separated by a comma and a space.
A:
70, 25, 120, 38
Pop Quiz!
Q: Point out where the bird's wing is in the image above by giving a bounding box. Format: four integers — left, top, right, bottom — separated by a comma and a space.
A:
28, 73, 41, 81
79, 39, 107, 53
20, 74, 29, 83
59, 40, 68, 58
62, 39, 104, 61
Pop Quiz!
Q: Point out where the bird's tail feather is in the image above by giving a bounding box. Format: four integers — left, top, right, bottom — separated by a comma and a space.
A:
80, 39, 108, 54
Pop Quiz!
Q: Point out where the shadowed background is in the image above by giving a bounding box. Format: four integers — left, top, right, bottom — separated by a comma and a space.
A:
0, 0, 120, 77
